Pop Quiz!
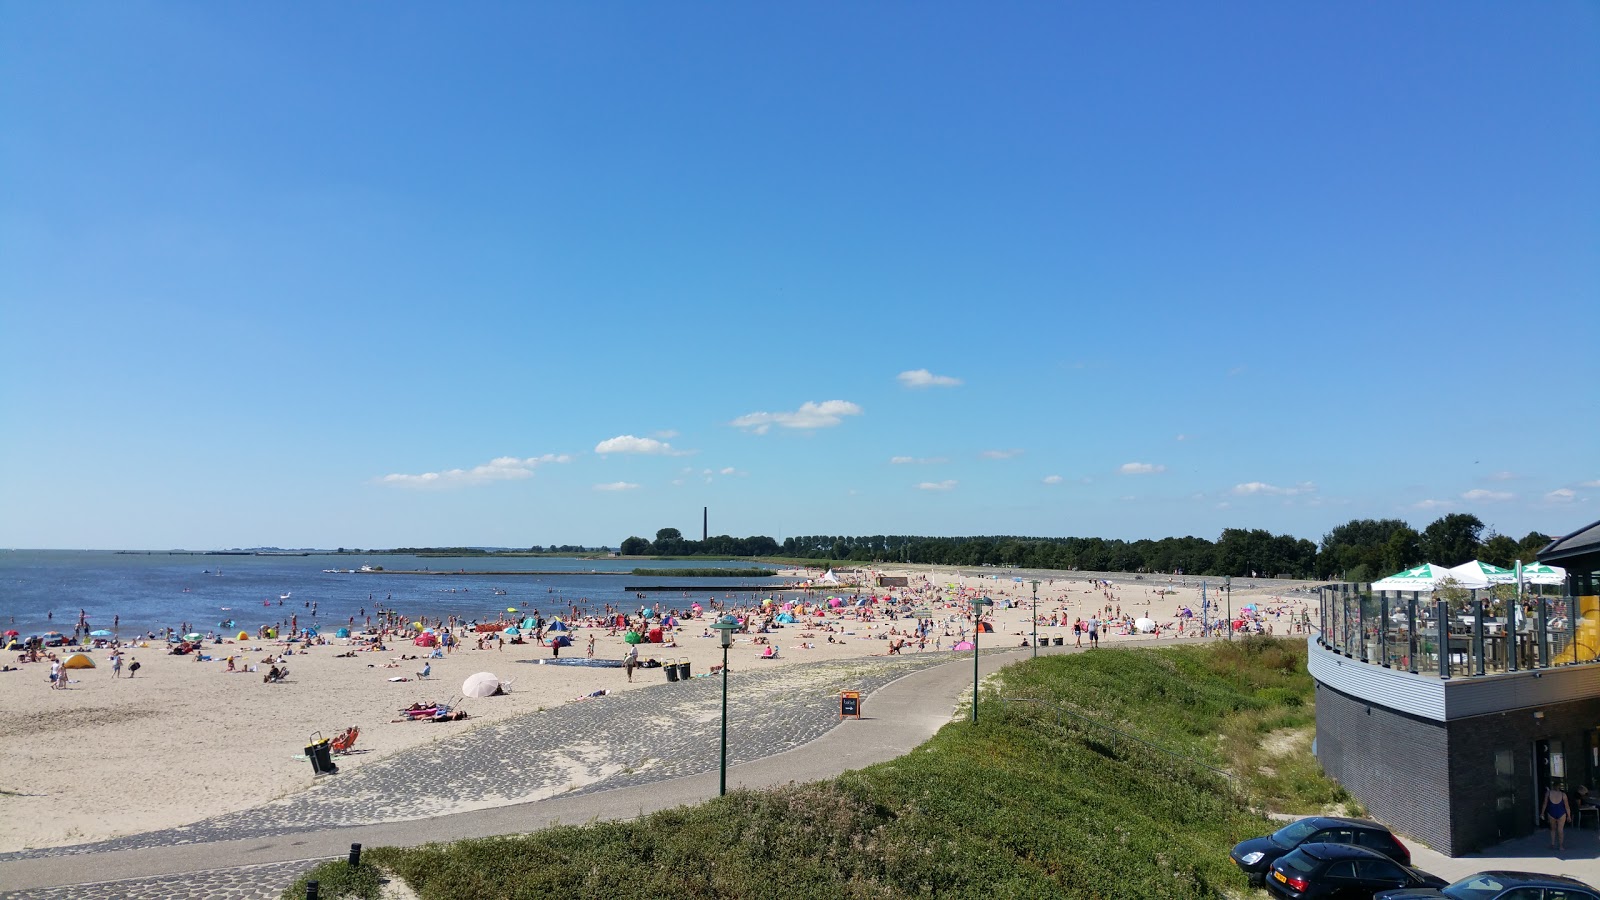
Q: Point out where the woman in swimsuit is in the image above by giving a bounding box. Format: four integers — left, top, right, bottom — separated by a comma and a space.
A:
1543, 781, 1571, 850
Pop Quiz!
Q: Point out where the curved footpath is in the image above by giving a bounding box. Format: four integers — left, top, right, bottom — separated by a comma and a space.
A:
5, 642, 1593, 898
0, 647, 1040, 899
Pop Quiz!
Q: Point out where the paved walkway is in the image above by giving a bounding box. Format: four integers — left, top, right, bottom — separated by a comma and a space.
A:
0, 647, 1026, 898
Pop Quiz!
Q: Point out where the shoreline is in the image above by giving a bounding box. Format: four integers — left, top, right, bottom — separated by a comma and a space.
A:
0, 565, 1316, 852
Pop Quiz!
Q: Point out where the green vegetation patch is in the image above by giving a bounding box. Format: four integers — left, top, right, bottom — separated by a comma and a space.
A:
324, 638, 1335, 900
629, 567, 778, 578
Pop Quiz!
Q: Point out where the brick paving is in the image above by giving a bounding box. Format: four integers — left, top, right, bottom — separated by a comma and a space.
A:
0, 653, 949, 898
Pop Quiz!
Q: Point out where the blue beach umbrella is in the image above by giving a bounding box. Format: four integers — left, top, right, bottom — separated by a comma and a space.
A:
90, 629, 113, 637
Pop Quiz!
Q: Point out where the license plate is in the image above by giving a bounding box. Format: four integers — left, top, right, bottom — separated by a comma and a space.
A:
1273, 870, 1287, 884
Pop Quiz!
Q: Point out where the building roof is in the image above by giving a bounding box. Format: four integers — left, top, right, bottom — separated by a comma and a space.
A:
1539, 519, 1600, 566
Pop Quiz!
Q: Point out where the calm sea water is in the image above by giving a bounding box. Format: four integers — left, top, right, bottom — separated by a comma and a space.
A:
0, 550, 798, 638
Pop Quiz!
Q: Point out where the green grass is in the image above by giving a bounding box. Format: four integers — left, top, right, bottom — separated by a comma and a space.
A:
287, 637, 1339, 900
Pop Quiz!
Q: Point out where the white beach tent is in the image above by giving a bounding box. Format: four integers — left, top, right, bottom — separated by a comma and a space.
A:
1370, 563, 1458, 592
1519, 562, 1568, 586
1444, 560, 1512, 589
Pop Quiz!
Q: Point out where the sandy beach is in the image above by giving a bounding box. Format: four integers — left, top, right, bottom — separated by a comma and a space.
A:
0, 566, 1315, 852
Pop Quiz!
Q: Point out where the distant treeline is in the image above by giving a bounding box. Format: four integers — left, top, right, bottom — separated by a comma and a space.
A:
619, 515, 1554, 581
630, 567, 778, 578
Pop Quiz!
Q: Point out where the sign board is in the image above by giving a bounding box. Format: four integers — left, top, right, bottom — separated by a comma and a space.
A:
877, 576, 909, 588
839, 690, 861, 719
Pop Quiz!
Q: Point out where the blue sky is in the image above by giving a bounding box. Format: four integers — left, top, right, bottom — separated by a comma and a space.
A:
2, 3, 1596, 551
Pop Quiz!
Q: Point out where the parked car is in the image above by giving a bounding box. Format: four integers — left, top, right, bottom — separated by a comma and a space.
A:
1375, 870, 1600, 899
1232, 816, 1412, 887
1266, 842, 1446, 899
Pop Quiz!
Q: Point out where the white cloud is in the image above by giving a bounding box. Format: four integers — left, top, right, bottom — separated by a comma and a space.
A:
1547, 488, 1576, 503
593, 482, 639, 491
730, 400, 862, 434
1043, 475, 1063, 484
1486, 470, 1518, 482
896, 369, 962, 388
1175, 434, 1189, 442
594, 435, 688, 456
1461, 489, 1514, 502
1234, 481, 1317, 497
982, 449, 1024, 460
653, 430, 679, 439
720, 467, 736, 475
891, 455, 949, 465
380, 454, 570, 488
1580, 480, 1600, 489
1118, 462, 1165, 475
1412, 499, 1452, 511
917, 480, 958, 491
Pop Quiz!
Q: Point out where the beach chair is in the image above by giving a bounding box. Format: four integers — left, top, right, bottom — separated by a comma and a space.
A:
331, 726, 360, 754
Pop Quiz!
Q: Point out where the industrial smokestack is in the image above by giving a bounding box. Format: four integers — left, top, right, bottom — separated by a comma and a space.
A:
703, 506, 708, 541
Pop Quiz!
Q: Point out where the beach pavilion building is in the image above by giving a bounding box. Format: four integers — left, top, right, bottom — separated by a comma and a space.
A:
1308, 519, 1600, 855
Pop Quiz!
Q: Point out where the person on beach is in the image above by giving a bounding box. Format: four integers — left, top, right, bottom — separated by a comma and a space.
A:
624, 644, 638, 682
127, 658, 140, 677
1543, 781, 1572, 850
111, 650, 123, 678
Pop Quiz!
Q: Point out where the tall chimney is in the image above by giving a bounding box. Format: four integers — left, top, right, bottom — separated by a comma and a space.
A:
703, 506, 708, 541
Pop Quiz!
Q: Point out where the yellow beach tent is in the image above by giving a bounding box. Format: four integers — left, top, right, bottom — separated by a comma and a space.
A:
63, 653, 96, 669
237, 631, 249, 640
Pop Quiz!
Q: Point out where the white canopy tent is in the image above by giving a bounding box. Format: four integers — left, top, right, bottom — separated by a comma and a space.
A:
1370, 563, 1460, 592
1445, 560, 1514, 588
1518, 562, 1568, 586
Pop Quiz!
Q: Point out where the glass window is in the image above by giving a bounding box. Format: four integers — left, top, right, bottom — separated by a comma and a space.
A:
1545, 890, 1600, 900
1272, 820, 1321, 847
1357, 859, 1404, 880
1324, 861, 1357, 878
1279, 850, 1318, 874
1356, 831, 1399, 855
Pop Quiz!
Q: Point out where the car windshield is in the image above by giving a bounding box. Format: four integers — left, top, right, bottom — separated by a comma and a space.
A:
1441, 875, 1511, 899
1271, 820, 1322, 848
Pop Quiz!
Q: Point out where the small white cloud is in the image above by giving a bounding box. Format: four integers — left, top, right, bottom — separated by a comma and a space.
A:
1234, 481, 1317, 497
982, 449, 1024, 460
730, 400, 862, 434
594, 435, 688, 456
380, 454, 570, 488
1412, 499, 1452, 511
1043, 475, 1063, 484
1119, 462, 1165, 475
1461, 489, 1514, 502
653, 429, 679, 439
891, 455, 949, 465
1547, 488, 1576, 503
1580, 480, 1600, 489
593, 482, 639, 492
917, 480, 958, 491
1486, 470, 1518, 482
1175, 434, 1189, 442
720, 467, 736, 475
896, 369, 962, 388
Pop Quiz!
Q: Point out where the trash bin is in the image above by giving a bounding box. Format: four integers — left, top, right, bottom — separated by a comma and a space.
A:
676, 659, 691, 680
665, 660, 680, 682
1053, 636, 1064, 646
305, 732, 338, 776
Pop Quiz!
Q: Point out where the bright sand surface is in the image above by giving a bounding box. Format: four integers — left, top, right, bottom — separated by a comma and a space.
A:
0, 566, 1314, 852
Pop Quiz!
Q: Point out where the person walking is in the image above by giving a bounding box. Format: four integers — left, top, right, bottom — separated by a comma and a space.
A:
1543, 781, 1572, 850
624, 644, 639, 682
111, 650, 123, 678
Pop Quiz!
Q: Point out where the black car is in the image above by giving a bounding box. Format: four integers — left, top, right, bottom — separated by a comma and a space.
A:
1266, 843, 1446, 899
1232, 816, 1413, 887
1375, 870, 1600, 899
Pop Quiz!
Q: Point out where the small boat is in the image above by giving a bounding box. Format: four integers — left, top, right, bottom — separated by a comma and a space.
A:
493, 590, 507, 596
280, 592, 292, 600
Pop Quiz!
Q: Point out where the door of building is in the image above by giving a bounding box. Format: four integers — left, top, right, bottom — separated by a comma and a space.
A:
1493, 749, 1521, 840
1537, 738, 1566, 827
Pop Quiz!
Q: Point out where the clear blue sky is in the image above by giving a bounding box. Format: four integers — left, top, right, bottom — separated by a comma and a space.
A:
2, 3, 1596, 551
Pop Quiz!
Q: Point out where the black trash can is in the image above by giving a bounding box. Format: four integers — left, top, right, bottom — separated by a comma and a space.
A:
1053, 636, 1064, 646
306, 733, 339, 775
665, 660, 680, 682
676, 660, 691, 680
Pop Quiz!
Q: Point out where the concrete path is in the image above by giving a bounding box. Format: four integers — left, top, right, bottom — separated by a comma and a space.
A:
0, 647, 1030, 898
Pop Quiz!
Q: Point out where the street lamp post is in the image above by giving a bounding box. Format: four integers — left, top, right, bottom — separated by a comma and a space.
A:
1225, 575, 1232, 641
1029, 579, 1041, 658
709, 615, 741, 796
972, 596, 992, 723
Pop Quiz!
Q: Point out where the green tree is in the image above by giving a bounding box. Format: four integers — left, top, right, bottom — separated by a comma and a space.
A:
1421, 513, 1485, 566
620, 536, 650, 556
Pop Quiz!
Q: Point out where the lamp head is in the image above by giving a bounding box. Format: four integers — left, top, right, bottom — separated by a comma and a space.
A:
710, 615, 740, 649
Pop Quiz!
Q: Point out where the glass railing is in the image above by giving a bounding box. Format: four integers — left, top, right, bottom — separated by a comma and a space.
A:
1317, 584, 1594, 678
